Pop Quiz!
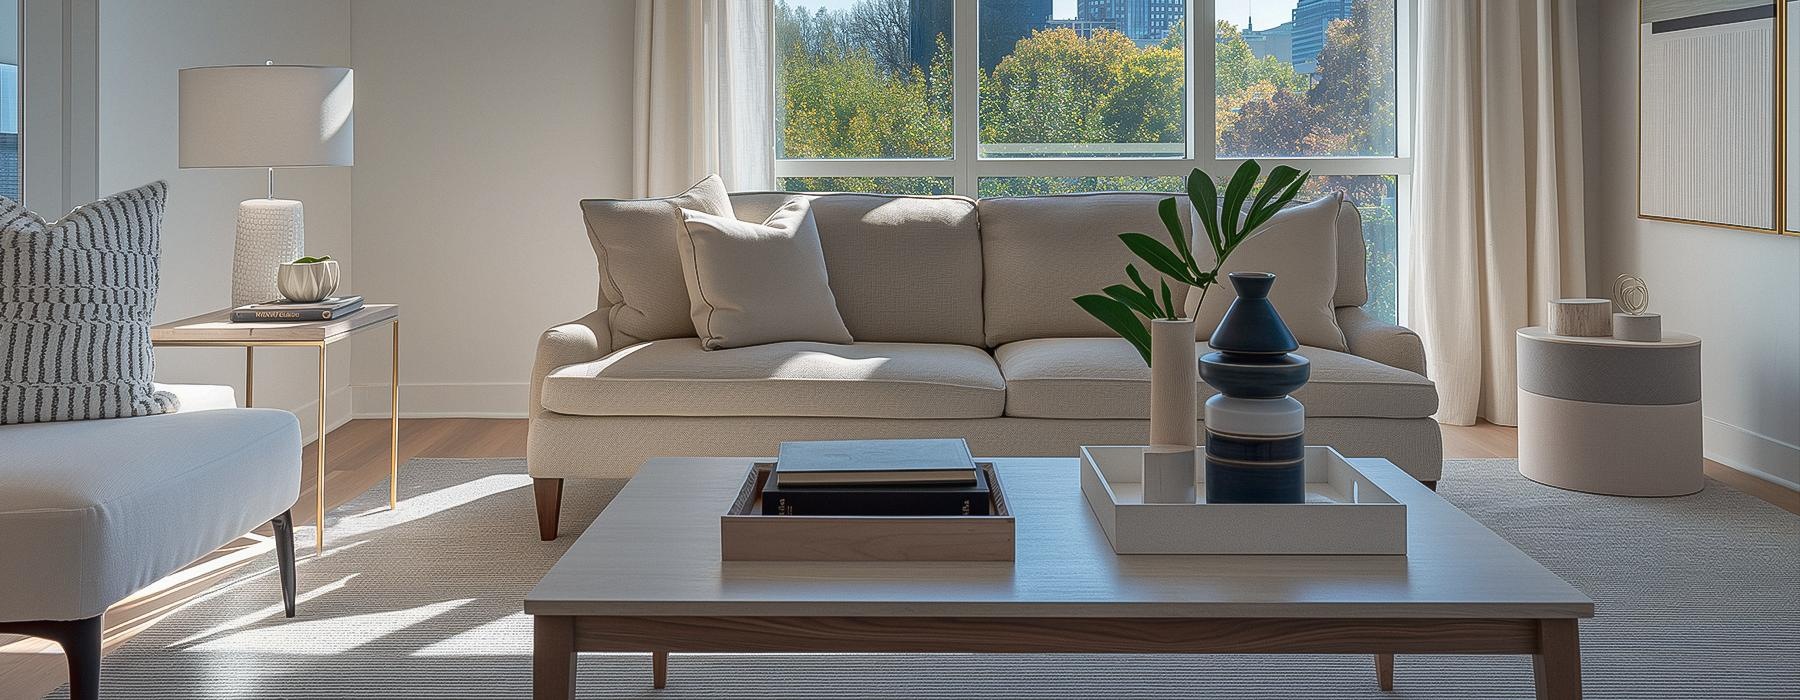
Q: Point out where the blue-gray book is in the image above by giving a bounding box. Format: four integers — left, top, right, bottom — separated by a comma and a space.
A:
774, 438, 977, 486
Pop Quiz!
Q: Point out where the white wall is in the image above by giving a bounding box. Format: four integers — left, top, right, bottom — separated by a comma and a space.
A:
98, 0, 355, 440
346, 0, 634, 417
1581, 0, 1800, 489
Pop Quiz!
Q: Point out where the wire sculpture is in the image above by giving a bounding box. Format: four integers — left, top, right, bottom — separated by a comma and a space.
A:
1613, 274, 1649, 316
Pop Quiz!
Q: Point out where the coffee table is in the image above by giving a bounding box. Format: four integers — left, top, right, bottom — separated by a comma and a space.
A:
526, 457, 1594, 699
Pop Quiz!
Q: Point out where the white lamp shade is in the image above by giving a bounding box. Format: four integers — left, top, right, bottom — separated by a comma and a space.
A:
179, 65, 354, 168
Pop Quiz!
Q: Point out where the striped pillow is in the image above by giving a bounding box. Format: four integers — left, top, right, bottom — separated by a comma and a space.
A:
0, 182, 179, 424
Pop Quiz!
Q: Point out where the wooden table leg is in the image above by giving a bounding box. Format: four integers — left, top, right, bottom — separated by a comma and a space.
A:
1375, 653, 1395, 690
1533, 619, 1582, 700
653, 651, 668, 689
534, 616, 576, 700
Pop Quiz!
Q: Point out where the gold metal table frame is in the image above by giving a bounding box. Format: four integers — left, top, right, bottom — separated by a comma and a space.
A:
151, 305, 401, 551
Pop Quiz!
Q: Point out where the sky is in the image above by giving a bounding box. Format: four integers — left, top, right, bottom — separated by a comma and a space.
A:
795, 0, 1298, 29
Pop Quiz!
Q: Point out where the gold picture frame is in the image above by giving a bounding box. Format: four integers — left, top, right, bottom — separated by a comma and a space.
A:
1637, 0, 1800, 236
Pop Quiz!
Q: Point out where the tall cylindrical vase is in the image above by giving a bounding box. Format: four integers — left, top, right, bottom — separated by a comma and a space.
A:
1144, 318, 1198, 503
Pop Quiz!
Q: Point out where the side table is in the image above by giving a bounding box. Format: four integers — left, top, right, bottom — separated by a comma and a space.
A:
152, 305, 400, 549
1515, 326, 1703, 496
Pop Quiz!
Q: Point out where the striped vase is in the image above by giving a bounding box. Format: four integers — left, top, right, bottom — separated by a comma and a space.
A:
1200, 272, 1311, 504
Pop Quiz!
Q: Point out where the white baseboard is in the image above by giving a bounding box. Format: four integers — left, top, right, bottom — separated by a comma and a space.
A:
349, 381, 529, 419
1704, 418, 1800, 492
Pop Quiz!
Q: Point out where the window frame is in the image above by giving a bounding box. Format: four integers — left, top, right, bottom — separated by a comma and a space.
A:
771, 0, 1417, 319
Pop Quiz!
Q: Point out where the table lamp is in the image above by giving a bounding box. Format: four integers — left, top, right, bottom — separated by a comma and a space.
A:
179, 63, 353, 306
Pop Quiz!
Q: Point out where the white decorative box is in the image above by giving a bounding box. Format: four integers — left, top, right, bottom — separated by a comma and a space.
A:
1080, 445, 1407, 555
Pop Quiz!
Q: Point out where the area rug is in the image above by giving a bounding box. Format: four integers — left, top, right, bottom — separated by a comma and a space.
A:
48, 458, 1799, 699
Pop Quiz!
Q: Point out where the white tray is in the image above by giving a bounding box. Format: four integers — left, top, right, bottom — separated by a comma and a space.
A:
1080, 445, 1407, 555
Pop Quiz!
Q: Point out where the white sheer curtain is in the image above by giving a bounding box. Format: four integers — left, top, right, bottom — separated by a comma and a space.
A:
1410, 0, 1587, 426
632, 0, 774, 197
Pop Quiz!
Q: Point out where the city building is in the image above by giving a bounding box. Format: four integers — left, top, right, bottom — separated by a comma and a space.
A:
1290, 0, 1351, 74
1077, 0, 1183, 46
977, 0, 1053, 69
1242, 17, 1294, 65
907, 0, 954, 73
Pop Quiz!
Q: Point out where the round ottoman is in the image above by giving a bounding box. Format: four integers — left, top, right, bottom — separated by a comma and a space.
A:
1515, 326, 1703, 496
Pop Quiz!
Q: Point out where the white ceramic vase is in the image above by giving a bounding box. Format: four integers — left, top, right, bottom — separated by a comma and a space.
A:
277, 260, 340, 303
233, 198, 305, 306
1144, 318, 1198, 503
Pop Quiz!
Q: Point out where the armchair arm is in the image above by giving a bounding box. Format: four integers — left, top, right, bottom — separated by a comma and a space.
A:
529, 310, 612, 415
1336, 306, 1427, 376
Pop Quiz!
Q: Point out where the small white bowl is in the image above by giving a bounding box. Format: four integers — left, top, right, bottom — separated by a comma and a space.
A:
277, 260, 340, 303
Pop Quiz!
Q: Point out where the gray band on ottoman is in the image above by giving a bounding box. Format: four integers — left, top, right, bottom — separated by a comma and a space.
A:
1515, 329, 1701, 405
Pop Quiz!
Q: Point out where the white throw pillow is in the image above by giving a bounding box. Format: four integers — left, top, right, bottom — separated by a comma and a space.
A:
579, 174, 737, 347
1187, 193, 1348, 351
677, 198, 854, 350
0, 182, 180, 424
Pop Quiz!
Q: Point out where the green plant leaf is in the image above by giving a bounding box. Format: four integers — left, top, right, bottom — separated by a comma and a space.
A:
291, 255, 332, 264
1220, 160, 1261, 247
1074, 294, 1152, 366
1103, 284, 1161, 319
1241, 167, 1310, 235
1119, 233, 1193, 286
1157, 197, 1197, 278
1159, 279, 1176, 321
1186, 168, 1223, 259
1125, 264, 1161, 313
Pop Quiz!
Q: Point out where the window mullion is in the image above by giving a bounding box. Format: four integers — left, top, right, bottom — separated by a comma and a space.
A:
951, 0, 979, 196
1195, 0, 1219, 173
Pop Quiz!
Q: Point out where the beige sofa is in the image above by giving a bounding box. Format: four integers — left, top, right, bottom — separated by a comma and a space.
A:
528, 191, 1438, 539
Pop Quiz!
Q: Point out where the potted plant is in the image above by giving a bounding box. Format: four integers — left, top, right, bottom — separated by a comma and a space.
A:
1072, 160, 1309, 502
278, 255, 340, 303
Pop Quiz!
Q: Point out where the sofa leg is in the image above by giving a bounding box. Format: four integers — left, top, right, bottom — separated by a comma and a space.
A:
534, 478, 564, 541
271, 510, 298, 618
1423, 480, 1438, 492
0, 615, 103, 700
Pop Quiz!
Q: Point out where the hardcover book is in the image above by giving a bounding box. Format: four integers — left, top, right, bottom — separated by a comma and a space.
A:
232, 296, 364, 322
774, 438, 978, 486
762, 468, 991, 516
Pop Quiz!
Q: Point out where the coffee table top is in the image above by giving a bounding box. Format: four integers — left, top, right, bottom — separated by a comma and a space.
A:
526, 457, 1593, 620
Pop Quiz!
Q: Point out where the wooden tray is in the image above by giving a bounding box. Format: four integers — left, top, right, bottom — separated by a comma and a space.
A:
721, 462, 1015, 562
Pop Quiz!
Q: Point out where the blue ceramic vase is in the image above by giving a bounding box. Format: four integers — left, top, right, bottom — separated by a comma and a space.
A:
1199, 272, 1310, 503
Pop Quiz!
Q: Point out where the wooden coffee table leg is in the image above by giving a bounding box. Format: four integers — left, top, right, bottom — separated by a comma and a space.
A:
1375, 653, 1395, 690
653, 651, 668, 688
534, 616, 576, 700
1532, 619, 1581, 700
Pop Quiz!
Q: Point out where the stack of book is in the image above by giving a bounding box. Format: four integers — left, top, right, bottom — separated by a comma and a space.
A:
231, 295, 364, 322
762, 438, 990, 516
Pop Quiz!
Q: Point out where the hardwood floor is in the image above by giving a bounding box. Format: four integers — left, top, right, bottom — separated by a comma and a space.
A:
0, 418, 1792, 699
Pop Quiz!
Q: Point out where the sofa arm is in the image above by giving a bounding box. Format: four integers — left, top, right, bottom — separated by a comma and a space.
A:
529, 310, 612, 415
1336, 306, 1427, 376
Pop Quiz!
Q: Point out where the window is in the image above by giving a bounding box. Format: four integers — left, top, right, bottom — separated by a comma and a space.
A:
775, 0, 1411, 321
1, 0, 18, 201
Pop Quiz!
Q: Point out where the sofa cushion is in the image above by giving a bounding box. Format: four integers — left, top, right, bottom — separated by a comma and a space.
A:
677, 199, 853, 349
542, 339, 1005, 419
1187, 193, 1348, 351
980, 192, 1193, 347
995, 337, 1436, 420
0, 406, 301, 620
579, 175, 736, 348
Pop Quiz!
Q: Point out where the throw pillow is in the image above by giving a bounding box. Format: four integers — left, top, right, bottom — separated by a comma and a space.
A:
1187, 193, 1348, 351
677, 197, 853, 350
1, 182, 180, 424
579, 174, 737, 348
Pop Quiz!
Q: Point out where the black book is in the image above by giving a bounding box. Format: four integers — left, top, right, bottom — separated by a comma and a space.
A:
761, 467, 991, 516
231, 296, 364, 322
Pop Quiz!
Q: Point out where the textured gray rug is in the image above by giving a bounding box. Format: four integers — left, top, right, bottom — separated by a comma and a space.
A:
49, 458, 1799, 699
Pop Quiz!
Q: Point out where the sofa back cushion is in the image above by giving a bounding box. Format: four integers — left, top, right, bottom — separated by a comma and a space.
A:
730, 192, 985, 346
579, 175, 735, 347
979, 192, 1194, 347
1330, 198, 1368, 308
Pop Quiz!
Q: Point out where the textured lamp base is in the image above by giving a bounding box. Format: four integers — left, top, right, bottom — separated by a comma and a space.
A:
233, 198, 304, 307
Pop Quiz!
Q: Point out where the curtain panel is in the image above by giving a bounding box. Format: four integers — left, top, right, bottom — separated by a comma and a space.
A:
1411, 0, 1587, 426
633, 0, 773, 197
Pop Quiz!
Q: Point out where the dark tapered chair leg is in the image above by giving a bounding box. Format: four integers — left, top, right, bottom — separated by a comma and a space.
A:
271, 510, 297, 618
1423, 480, 1438, 492
534, 478, 564, 541
0, 615, 103, 700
